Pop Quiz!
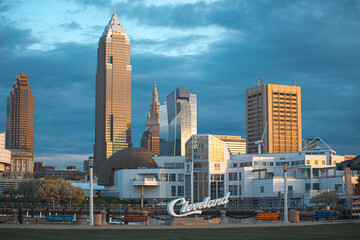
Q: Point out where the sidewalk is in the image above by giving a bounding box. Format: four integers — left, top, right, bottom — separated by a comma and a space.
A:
0, 220, 358, 229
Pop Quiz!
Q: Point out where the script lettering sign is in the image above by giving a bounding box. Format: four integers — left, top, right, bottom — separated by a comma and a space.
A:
167, 192, 230, 217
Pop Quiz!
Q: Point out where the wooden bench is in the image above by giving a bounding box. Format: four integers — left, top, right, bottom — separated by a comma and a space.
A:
120, 215, 148, 226
254, 213, 279, 224
312, 212, 334, 222
45, 215, 74, 226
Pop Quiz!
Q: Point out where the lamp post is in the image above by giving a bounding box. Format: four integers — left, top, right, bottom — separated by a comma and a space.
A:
89, 158, 94, 226
51, 197, 55, 209
283, 163, 288, 223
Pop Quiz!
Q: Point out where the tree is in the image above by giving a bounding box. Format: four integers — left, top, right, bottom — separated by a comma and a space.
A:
310, 190, 340, 206
16, 179, 86, 204
3, 186, 17, 197
354, 175, 360, 196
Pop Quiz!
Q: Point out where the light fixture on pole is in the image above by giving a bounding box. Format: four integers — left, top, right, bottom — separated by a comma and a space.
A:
89, 158, 94, 226
283, 163, 288, 223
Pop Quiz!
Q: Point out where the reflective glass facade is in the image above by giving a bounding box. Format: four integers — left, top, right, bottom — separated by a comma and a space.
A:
159, 103, 168, 156
166, 87, 197, 156
185, 135, 228, 202
94, 13, 132, 174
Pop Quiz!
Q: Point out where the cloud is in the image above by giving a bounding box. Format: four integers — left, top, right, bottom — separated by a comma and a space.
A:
0, 0, 359, 171
59, 21, 83, 30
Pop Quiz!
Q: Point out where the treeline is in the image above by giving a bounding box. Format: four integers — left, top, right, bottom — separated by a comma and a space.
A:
3, 179, 86, 204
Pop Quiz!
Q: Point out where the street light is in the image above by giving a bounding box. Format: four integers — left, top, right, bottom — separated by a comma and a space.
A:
89, 158, 94, 226
51, 197, 55, 209
283, 163, 288, 223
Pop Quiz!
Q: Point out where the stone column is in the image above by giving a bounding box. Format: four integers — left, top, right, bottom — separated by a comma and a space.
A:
12, 209, 19, 224
101, 211, 108, 225
220, 210, 227, 224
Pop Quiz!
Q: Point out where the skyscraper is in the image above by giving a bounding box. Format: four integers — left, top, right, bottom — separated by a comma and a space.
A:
245, 83, 302, 154
6, 73, 34, 155
94, 12, 132, 174
140, 83, 160, 155
166, 87, 197, 156
159, 102, 169, 156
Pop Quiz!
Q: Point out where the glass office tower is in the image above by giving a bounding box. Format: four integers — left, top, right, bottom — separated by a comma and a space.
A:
166, 87, 197, 156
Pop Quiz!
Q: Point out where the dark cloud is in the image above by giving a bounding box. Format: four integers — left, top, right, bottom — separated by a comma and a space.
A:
59, 21, 82, 30
0, 23, 38, 49
0, 0, 359, 169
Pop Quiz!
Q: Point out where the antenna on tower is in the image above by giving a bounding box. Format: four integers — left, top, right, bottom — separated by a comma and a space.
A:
257, 77, 263, 86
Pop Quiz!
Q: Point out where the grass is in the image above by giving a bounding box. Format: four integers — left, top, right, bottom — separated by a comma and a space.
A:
0, 223, 359, 240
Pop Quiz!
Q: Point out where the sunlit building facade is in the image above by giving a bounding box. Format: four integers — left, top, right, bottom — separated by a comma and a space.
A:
94, 12, 132, 174
246, 84, 302, 154
184, 135, 229, 202
159, 103, 168, 156
212, 135, 246, 155
140, 83, 160, 155
166, 87, 197, 156
6, 73, 34, 155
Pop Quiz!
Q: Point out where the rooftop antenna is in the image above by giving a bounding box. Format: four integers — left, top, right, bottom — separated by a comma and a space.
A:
257, 77, 263, 86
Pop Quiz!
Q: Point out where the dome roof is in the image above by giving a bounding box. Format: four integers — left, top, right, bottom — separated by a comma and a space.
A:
98, 147, 158, 185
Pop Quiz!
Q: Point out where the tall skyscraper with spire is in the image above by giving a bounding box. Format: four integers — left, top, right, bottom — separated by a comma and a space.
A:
94, 12, 132, 174
6, 73, 35, 155
140, 83, 160, 155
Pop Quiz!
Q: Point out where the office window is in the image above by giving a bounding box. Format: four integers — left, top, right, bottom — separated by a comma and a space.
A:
313, 183, 320, 190
169, 173, 176, 182
160, 173, 168, 181
229, 185, 238, 195
171, 186, 176, 196
260, 186, 264, 193
178, 174, 184, 182
214, 164, 220, 170
306, 183, 311, 191
178, 186, 184, 196
229, 172, 238, 181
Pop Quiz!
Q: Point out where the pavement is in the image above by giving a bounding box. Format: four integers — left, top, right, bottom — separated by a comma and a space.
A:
0, 220, 359, 229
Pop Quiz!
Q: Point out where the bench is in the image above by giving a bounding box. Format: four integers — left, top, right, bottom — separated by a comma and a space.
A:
312, 212, 334, 222
120, 215, 148, 226
254, 213, 279, 224
45, 215, 74, 226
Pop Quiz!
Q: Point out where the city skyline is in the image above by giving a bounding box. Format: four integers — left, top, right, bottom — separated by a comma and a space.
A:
0, 0, 359, 169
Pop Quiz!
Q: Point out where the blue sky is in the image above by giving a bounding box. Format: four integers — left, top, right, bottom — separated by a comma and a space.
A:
0, 0, 359, 170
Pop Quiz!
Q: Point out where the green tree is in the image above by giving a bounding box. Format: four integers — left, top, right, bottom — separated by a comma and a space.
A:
17, 179, 40, 198
3, 186, 17, 197
354, 175, 360, 196
310, 190, 340, 206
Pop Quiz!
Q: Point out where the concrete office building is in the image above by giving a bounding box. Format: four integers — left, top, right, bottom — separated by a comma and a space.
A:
6, 73, 35, 155
212, 135, 246, 155
94, 12, 132, 174
140, 83, 160, 155
246, 84, 302, 154
166, 87, 197, 156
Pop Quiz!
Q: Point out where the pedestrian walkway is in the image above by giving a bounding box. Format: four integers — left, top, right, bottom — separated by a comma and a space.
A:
0, 219, 358, 230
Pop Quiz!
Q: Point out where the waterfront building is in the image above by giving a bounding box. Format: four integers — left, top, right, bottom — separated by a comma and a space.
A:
98, 136, 357, 208
6, 73, 35, 155
212, 135, 246, 155
166, 87, 197, 156
94, 12, 132, 174
140, 83, 160, 155
245, 84, 302, 154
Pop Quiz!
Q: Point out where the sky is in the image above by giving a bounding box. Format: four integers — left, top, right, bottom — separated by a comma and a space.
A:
0, 0, 359, 170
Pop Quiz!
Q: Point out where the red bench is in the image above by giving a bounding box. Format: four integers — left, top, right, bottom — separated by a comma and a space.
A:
120, 215, 148, 226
